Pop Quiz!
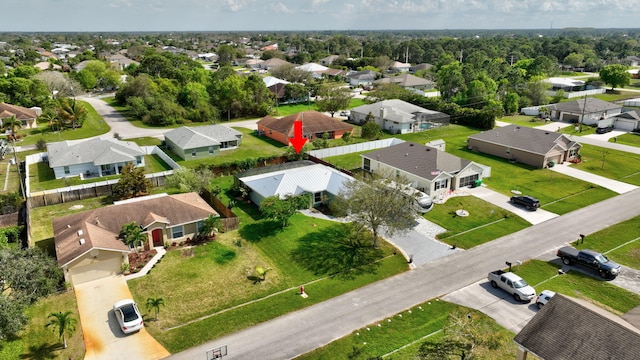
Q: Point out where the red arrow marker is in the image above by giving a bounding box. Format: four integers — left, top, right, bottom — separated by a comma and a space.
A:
290, 120, 307, 154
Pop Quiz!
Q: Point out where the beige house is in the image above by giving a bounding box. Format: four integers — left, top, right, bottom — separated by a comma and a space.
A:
361, 141, 490, 198
467, 125, 581, 168
53, 193, 219, 285
0, 103, 40, 129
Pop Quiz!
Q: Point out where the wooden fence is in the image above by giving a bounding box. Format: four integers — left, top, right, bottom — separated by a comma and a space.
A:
200, 189, 239, 231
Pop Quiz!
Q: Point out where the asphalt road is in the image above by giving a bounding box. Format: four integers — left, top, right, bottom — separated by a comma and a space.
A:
168, 188, 640, 360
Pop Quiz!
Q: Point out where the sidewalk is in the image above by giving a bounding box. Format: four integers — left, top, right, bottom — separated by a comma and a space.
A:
550, 162, 638, 194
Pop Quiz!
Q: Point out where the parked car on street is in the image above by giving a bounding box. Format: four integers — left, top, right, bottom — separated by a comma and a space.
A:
113, 299, 144, 334
535, 290, 556, 309
488, 270, 536, 302
510, 195, 540, 211
557, 246, 621, 279
339, 110, 349, 117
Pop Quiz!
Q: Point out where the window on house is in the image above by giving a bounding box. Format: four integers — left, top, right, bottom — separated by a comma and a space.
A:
314, 192, 323, 204
191, 151, 197, 157
434, 179, 449, 190
64, 166, 70, 174
363, 158, 371, 172
171, 225, 184, 239
209, 146, 214, 154
196, 221, 204, 232
136, 156, 142, 165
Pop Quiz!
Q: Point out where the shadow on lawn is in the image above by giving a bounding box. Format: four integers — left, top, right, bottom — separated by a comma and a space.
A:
20, 342, 61, 360
239, 220, 283, 242
291, 224, 383, 280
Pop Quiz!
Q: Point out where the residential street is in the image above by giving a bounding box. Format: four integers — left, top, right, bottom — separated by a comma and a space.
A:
168, 188, 640, 360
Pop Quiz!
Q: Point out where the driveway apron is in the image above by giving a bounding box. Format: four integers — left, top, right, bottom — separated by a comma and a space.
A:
74, 275, 170, 360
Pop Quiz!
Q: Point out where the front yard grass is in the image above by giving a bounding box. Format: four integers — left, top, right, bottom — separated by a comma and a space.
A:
130, 212, 408, 353
12, 100, 110, 146
297, 300, 516, 360
570, 216, 640, 269
0, 290, 84, 360
611, 132, 640, 147
425, 196, 530, 249
573, 144, 640, 185
514, 260, 640, 315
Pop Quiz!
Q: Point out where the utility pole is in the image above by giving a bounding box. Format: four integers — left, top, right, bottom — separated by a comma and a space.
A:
510, 55, 515, 66
579, 94, 587, 133
459, 50, 463, 63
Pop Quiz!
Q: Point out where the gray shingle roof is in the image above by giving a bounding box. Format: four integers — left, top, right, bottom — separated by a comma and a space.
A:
351, 99, 446, 124
363, 141, 471, 181
468, 124, 580, 156
546, 98, 621, 114
164, 125, 242, 150
47, 138, 145, 168
514, 294, 640, 360
375, 74, 433, 87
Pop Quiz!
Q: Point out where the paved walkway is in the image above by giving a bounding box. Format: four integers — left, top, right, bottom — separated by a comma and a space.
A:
465, 186, 559, 225
125, 246, 167, 280
550, 162, 639, 194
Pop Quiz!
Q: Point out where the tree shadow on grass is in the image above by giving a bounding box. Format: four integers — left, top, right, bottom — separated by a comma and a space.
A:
20, 342, 60, 360
238, 220, 283, 243
291, 224, 383, 280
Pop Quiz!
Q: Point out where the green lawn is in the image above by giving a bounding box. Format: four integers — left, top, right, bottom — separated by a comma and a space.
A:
28, 155, 172, 192
498, 115, 548, 128
12, 100, 110, 146
593, 90, 640, 103
425, 196, 530, 249
513, 260, 640, 315
127, 136, 163, 146
573, 144, 640, 185
611, 132, 640, 147
130, 212, 408, 353
559, 123, 598, 136
570, 216, 640, 269
297, 300, 516, 360
0, 290, 85, 360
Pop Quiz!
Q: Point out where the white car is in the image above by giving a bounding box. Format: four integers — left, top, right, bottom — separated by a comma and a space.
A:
535, 290, 556, 309
339, 110, 349, 117
113, 299, 144, 334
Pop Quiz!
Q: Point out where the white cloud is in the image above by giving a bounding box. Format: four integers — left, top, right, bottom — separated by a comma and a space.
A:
273, 2, 293, 14
224, 0, 255, 12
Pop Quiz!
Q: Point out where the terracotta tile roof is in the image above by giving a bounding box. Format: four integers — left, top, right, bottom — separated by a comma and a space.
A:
53, 193, 218, 266
257, 111, 353, 138
515, 294, 640, 360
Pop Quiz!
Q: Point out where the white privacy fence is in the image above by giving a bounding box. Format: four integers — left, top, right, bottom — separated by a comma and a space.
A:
308, 138, 406, 159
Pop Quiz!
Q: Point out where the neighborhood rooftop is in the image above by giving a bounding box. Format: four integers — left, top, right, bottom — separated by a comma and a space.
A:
467, 124, 580, 156
47, 137, 145, 168
163, 124, 242, 149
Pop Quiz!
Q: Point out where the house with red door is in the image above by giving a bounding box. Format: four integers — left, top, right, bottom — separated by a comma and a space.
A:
52, 192, 218, 286
257, 111, 353, 146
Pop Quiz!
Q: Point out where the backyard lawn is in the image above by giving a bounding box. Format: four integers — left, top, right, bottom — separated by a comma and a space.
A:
12, 100, 110, 146
498, 115, 548, 128
573, 144, 640, 186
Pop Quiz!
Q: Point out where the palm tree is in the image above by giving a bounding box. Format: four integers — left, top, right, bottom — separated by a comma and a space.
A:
45, 311, 77, 349
119, 221, 145, 254
2, 115, 22, 142
57, 97, 87, 129
41, 112, 62, 133
146, 297, 165, 321
198, 214, 222, 238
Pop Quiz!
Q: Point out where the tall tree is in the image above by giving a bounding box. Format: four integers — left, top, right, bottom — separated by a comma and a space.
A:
112, 162, 152, 200
436, 62, 465, 101
599, 64, 631, 90
45, 311, 77, 349
2, 116, 22, 142
260, 194, 306, 228
315, 85, 352, 117
57, 97, 87, 129
331, 173, 416, 247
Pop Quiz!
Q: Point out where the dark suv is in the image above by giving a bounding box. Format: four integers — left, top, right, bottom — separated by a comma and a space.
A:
596, 125, 613, 134
510, 195, 540, 211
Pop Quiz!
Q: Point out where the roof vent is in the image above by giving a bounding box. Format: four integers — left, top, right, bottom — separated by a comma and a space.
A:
426, 148, 431, 151
545, 132, 549, 135
77, 229, 83, 236
405, 153, 409, 156
79, 238, 85, 245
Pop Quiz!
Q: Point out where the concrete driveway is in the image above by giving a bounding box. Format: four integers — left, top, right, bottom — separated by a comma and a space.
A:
74, 276, 170, 360
466, 186, 559, 225
442, 279, 540, 333
550, 162, 638, 194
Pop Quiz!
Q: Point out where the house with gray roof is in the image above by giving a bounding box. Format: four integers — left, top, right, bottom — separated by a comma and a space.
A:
236, 161, 354, 206
374, 74, 435, 91
514, 294, 640, 360
346, 70, 377, 86
362, 141, 490, 198
546, 98, 622, 125
467, 124, 581, 168
47, 137, 145, 179
350, 99, 450, 134
164, 125, 243, 160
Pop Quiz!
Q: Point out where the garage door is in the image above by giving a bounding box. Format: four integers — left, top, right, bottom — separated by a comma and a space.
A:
615, 119, 636, 132
561, 114, 579, 123
70, 257, 122, 285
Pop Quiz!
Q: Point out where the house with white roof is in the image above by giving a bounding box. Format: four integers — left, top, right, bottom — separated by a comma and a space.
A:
236, 161, 354, 206
262, 76, 290, 88
164, 124, 243, 160
350, 99, 450, 134
296, 63, 329, 78
545, 77, 586, 92
47, 137, 146, 179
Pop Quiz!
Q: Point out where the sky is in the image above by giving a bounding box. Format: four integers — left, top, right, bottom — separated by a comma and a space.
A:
2, 0, 639, 32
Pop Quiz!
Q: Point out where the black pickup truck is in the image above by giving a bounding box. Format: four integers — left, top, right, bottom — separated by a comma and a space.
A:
557, 246, 621, 279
